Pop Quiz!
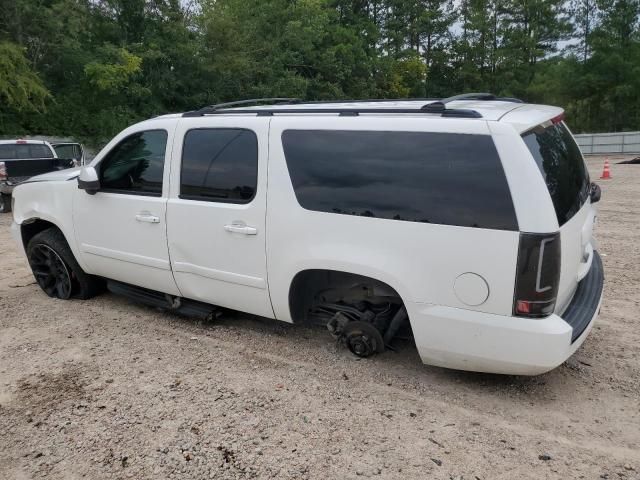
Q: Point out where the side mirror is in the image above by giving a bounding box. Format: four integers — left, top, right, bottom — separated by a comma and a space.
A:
78, 166, 100, 195
590, 182, 601, 204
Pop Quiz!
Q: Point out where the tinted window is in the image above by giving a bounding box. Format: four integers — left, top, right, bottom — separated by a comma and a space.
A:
522, 122, 590, 225
0, 144, 54, 159
99, 130, 167, 196
282, 130, 518, 230
53, 144, 81, 160
180, 129, 257, 203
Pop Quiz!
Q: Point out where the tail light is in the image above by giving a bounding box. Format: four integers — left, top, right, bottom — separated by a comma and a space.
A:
0, 162, 6, 181
513, 232, 561, 318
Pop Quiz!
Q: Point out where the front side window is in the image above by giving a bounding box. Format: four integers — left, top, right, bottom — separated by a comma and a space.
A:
180, 128, 258, 203
522, 122, 590, 226
282, 130, 518, 230
99, 130, 167, 196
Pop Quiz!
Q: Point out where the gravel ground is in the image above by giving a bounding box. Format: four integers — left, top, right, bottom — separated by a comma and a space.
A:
0, 156, 639, 480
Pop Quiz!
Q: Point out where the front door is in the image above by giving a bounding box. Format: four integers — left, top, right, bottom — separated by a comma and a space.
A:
73, 125, 180, 295
166, 117, 274, 318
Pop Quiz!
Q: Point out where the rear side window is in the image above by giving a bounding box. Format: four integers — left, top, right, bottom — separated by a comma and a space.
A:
522, 122, 590, 226
0, 144, 54, 159
180, 128, 258, 203
282, 130, 518, 230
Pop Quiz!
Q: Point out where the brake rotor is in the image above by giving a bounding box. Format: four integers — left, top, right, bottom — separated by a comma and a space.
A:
342, 321, 385, 358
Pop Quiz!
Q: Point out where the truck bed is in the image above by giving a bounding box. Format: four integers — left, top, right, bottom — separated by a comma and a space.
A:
4, 158, 74, 180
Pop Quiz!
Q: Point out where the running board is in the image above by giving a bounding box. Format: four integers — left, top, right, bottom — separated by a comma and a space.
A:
107, 280, 219, 320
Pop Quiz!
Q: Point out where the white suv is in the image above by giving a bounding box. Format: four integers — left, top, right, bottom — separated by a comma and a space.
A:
10, 94, 604, 375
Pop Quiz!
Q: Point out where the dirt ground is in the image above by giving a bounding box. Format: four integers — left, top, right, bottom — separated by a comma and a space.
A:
0, 156, 639, 480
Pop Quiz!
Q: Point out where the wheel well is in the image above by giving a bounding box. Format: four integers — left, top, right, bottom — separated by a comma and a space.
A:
21, 219, 59, 251
288, 269, 404, 325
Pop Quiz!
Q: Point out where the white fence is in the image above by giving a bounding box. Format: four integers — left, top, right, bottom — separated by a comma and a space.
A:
574, 131, 640, 155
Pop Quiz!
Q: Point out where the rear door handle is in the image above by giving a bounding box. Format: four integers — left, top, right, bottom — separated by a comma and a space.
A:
135, 213, 160, 224
224, 223, 257, 235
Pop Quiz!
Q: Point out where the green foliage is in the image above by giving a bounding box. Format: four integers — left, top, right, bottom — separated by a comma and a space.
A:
0, 42, 49, 112
0, 0, 639, 144
84, 47, 143, 92
529, 0, 640, 132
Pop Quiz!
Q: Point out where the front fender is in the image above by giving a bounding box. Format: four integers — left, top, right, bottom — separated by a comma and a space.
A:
12, 180, 88, 272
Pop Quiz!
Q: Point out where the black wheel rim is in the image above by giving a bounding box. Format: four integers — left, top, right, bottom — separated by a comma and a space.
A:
29, 244, 72, 299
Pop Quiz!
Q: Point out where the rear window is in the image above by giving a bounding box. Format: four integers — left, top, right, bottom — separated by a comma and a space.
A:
282, 130, 518, 231
522, 122, 590, 226
0, 143, 54, 160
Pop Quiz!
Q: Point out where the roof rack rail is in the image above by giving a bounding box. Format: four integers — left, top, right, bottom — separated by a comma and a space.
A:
183, 98, 302, 117
301, 97, 441, 104
422, 92, 523, 114
182, 106, 483, 119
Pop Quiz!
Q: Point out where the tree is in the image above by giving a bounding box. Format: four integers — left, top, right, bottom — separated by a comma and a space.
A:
0, 42, 49, 112
569, 0, 599, 62
1, 0, 639, 140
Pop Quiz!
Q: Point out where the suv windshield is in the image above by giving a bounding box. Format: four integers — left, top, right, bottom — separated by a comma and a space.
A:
522, 122, 590, 226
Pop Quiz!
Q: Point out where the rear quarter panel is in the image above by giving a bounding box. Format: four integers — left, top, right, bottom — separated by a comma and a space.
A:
266, 116, 520, 322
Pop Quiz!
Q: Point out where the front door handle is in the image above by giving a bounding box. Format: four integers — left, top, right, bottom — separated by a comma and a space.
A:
135, 213, 160, 224
224, 223, 257, 235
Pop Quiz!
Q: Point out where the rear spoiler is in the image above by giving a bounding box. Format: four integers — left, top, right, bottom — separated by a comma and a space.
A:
499, 104, 565, 133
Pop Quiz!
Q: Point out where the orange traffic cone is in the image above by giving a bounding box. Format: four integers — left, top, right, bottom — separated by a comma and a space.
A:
600, 159, 612, 179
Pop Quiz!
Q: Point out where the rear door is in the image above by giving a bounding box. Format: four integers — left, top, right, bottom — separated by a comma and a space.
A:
521, 120, 595, 312
165, 116, 273, 318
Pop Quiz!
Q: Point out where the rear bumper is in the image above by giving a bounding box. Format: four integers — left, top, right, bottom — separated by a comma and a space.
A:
563, 251, 604, 342
407, 252, 604, 375
2, 176, 34, 194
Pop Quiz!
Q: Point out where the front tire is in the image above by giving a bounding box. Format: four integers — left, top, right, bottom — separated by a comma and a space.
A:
0, 194, 11, 213
27, 228, 104, 299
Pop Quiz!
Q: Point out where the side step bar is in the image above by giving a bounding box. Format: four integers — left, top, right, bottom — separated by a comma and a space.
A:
107, 280, 220, 320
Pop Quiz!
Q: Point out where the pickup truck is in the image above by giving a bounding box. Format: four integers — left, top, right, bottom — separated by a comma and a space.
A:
0, 139, 76, 213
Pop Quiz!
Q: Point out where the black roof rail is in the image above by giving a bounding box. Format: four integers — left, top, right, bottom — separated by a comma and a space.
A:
301, 97, 441, 104
180, 95, 510, 119
182, 107, 483, 119
183, 98, 302, 117
422, 92, 523, 114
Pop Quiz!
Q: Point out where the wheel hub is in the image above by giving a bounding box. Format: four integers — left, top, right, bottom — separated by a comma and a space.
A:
342, 321, 385, 358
